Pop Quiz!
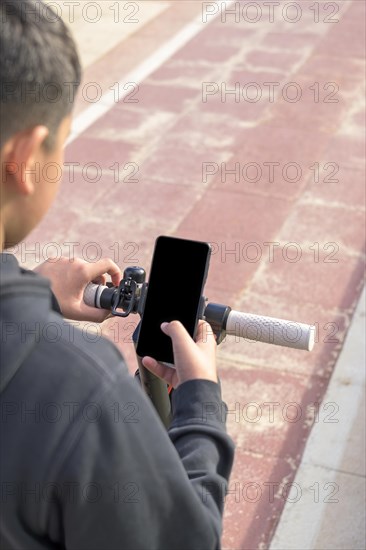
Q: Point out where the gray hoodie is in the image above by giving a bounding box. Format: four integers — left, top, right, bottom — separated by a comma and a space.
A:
0, 253, 234, 549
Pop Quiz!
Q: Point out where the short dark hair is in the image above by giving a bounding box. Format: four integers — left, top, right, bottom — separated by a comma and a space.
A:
0, 0, 81, 151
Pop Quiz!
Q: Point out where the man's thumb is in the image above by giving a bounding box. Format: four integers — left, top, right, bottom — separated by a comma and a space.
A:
161, 321, 191, 349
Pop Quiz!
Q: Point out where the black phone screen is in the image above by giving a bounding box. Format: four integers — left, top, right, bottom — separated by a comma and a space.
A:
136, 236, 211, 364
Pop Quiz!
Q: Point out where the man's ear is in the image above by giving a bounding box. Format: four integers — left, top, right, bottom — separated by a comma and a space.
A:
2, 125, 49, 196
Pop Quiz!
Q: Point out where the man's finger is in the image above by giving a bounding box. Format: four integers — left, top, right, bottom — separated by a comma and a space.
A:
85, 258, 122, 286
195, 320, 215, 340
162, 321, 193, 351
195, 320, 217, 349
141, 356, 172, 383
163, 320, 216, 350
92, 274, 106, 285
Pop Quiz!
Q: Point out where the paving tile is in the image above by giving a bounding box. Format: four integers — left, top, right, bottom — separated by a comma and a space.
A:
85, 104, 176, 149
219, 364, 326, 459
322, 133, 365, 170
188, 21, 257, 48
64, 136, 135, 170
207, 4, 295, 30
169, 111, 250, 153
277, 199, 366, 255
13, 206, 82, 270
202, 247, 267, 299
59, 210, 166, 276
247, 251, 365, 313
304, 166, 366, 210
245, 50, 302, 72
261, 32, 324, 50
300, 55, 365, 93
56, 169, 115, 212
221, 451, 298, 550
138, 134, 231, 187
147, 59, 219, 87
211, 123, 328, 201
237, 122, 328, 168
123, 82, 199, 113
173, 33, 238, 63
203, 285, 239, 317
96, 177, 206, 235
315, 1, 366, 59
268, 75, 347, 134
76, 215, 159, 257
227, 69, 287, 88
177, 188, 290, 241
175, 189, 291, 291
199, 85, 270, 121
204, 248, 258, 303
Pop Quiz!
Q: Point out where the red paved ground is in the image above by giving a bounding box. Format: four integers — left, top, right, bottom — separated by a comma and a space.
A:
27, 1, 365, 548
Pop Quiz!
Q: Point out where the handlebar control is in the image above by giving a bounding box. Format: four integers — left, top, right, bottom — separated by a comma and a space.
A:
84, 282, 315, 351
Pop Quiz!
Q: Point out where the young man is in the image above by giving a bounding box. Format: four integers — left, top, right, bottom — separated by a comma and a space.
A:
0, 1, 235, 548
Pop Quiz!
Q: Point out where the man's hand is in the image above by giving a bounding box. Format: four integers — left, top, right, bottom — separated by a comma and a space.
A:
141, 320, 218, 389
34, 257, 122, 322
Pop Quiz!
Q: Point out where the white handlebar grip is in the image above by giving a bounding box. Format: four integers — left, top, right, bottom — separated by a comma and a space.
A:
83, 283, 107, 308
226, 311, 315, 351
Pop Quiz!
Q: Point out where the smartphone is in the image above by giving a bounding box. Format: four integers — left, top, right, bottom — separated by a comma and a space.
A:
136, 236, 211, 364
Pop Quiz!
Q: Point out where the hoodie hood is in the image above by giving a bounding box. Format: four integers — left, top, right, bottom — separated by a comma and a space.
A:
0, 253, 52, 392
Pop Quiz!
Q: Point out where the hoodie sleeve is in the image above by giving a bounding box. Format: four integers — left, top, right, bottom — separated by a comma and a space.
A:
20, 266, 63, 314
53, 373, 235, 550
